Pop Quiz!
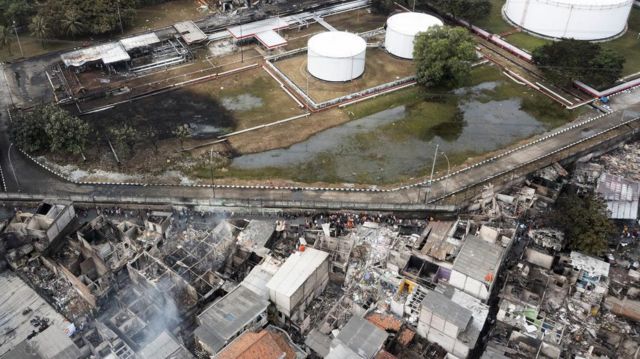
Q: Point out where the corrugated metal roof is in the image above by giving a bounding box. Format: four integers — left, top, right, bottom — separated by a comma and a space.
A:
453, 235, 504, 284
422, 290, 472, 330
138, 331, 194, 359
256, 30, 287, 49
266, 248, 329, 297
60, 42, 130, 67
119, 33, 161, 51
227, 18, 289, 39
333, 316, 387, 359
174, 21, 207, 44
0, 272, 79, 359
195, 286, 268, 353
227, 18, 289, 49
596, 173, 640, 219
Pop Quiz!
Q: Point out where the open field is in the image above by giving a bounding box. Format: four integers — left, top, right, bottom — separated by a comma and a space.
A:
275, 47, 415, 103
323, 8, 386, 33
0, 0, 208, 61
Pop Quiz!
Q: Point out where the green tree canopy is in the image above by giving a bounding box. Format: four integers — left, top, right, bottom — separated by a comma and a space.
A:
371, 0, 395, 15
35, 0, 136, 38
10, 105, 50, 153
532, 39, 624, 89
413, 26, 476, 88
0, 0, 34, 28
11, 104, 89, 155
41, 105, 90, 155
545, 191, 615, 256
430, 0, 491, 22
109, 123, 138, 158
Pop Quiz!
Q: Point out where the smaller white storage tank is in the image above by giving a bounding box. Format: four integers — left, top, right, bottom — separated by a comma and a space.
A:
385, 12, 443, 59
307, 31, 366, 82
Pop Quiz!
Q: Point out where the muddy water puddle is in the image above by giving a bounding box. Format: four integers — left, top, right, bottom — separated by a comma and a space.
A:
231, 82, 548, 183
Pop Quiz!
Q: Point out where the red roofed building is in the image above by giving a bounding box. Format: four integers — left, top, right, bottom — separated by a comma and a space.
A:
215, 328, 298, 359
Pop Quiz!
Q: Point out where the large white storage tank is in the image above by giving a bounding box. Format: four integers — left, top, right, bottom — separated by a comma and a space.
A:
385, 12, 443, 59
504, 0, 633, 41
307, 31, 366, 82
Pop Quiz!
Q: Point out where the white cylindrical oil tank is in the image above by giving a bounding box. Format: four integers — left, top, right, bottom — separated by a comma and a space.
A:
385, 12, 443, 59
307, 31, 366, 82
504, 0, 633, 41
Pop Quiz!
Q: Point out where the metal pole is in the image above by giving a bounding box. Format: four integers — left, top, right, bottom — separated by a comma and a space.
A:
12, 21, 23, 57
425, 143, 438, 203
116, 1, 124, 34
209, 149, 216, 198
441, 150, 450, 195
240, 24, 244, 63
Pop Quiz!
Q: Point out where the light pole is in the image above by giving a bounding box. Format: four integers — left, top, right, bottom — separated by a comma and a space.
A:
440, 150, 450, 195
12, 21, 23, 58
424, 143, 438, 203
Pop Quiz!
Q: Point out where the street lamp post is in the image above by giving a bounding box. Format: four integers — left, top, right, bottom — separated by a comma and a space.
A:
424, 143, 439, 203
440, 150, 450, 195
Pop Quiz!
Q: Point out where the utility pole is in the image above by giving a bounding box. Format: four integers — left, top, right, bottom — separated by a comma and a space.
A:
116, 0, 124, 34
12, 21, 23, 58
209, 149, 216, 198
425, 143, 438, 203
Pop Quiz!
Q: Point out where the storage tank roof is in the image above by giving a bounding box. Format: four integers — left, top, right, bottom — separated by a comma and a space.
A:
387, 12, 443, 36
308, 31, 366, 58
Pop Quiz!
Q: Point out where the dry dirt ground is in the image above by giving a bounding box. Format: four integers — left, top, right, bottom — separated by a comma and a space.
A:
323, 9, 387, 33
274, 47, 415, 102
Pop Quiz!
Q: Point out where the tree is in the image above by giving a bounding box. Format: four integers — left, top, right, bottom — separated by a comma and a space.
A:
29, 15, 47, 47
145, 126, 159, 154
588, 48, 625, 89
371, 0, 395, 15
430, 0, 492, 22
109, 124, 138, 158
532, 39, 624, 89
545, 192, 615, 256
172, 124, 190, 150
0, 0, 34, 28
10, 107, 50, 152
60, 9, 84, 37
36, 0, 136, 38
0, 25, 11, 55
413, 26, 476, 88
43, 106, 89, 155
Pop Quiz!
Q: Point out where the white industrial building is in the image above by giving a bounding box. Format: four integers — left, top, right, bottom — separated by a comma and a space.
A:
266, 247, 330, 322
503, 0, 634, 41
384, 12, 443, 59
307, 31, 366, 82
